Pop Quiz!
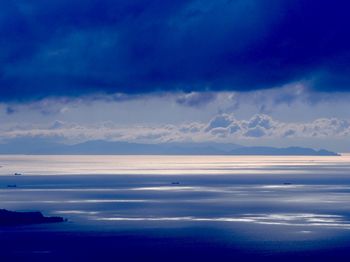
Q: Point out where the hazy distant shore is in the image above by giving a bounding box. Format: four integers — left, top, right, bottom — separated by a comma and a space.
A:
0, 139, 339, 156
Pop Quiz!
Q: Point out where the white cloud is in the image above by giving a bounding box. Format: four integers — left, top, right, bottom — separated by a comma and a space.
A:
204, 113, 236, 131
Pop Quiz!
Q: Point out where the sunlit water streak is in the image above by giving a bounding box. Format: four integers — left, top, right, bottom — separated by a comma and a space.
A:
0, 154, 350, 175
92, 213, 350, 229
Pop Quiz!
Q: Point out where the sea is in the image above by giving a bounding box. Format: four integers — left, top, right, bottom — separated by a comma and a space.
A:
1, 154, 350, 261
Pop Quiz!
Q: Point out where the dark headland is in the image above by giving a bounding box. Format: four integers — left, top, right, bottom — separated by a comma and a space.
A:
0, 209, 65, 226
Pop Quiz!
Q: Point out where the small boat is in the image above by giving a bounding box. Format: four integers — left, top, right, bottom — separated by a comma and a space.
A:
14, 173, 22, 176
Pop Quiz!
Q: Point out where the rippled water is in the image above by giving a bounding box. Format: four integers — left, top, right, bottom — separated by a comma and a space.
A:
1, 155, 350, 260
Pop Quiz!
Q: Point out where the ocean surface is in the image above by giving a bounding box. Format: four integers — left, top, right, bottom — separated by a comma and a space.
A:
1, 155, 350, 261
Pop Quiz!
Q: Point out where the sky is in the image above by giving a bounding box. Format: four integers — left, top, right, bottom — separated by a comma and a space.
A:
1, 0, 350, 152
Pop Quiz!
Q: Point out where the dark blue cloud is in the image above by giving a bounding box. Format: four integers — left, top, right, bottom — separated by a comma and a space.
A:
1, 0, 350, 101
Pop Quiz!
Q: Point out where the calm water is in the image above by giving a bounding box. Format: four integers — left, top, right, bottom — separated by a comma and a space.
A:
1, 155, 350, 261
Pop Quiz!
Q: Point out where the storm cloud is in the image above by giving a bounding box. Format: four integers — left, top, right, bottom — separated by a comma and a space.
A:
1, 0, 350, 101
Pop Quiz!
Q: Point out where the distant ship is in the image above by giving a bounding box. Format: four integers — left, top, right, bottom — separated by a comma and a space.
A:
14, 173, 22, 176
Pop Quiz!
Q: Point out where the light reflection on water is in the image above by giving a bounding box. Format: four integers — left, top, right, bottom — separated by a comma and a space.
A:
1, 155, 350, 242
92, 213, 350, 229
0, 154, 350, 175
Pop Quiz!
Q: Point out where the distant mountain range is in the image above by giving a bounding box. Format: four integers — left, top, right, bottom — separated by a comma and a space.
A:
0, 138, 340, 156
229, 146, 339, 156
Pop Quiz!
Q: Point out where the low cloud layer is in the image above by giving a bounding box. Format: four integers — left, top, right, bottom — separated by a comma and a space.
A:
1, 114, 349, 148
204, 114, 350, 140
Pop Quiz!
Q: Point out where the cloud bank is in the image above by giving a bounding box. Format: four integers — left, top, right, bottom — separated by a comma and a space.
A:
1, 0, 350, 101
1, 114, 349, 146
